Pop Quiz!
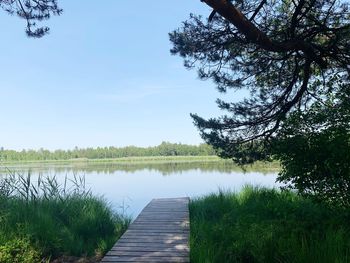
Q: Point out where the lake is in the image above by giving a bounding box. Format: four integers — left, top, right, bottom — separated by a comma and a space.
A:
0, 161, 280, 217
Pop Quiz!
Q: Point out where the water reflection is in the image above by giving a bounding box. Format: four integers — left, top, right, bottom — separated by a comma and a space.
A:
1, 161, 279, 175
0, 161, 280, 217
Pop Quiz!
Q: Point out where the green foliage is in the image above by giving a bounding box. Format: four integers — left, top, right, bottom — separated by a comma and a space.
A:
190, 187, 350, 263
0, 239, 41, 263
0, 172, 130, 261
273, 86, 350, 207
275, 127, 350, 207
0, 142, 216, 162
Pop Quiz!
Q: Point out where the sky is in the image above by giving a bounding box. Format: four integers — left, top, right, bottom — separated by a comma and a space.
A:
0, 1, 239, 151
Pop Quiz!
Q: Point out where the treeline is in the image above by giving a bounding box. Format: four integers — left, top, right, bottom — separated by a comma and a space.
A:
0, 142, 216, 161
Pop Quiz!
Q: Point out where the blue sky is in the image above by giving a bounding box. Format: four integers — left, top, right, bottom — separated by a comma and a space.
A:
0, 1, 236, 150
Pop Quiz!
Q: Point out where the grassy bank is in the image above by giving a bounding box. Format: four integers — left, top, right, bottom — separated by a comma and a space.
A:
190, 187, 350, 263
0, 173, 130, 262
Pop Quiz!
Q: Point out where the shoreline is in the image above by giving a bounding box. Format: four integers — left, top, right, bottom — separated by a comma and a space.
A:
1, 155, 222, 164
0, 156, 281, 173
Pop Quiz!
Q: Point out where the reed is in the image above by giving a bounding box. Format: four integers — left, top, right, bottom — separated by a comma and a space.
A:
0, 171, 130, 262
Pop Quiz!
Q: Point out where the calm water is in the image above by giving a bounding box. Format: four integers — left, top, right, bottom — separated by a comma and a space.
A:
1, 161, 280, 217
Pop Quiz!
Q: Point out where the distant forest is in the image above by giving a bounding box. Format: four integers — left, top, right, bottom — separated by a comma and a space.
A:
0, 142, 216, 161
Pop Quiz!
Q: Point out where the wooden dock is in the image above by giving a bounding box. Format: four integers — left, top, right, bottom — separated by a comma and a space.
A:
101, 197, 190, 263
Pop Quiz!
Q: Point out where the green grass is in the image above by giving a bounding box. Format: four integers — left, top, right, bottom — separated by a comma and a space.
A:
0, 173, 130, 262
190, 186, 350, 263
0, 154, 277, 165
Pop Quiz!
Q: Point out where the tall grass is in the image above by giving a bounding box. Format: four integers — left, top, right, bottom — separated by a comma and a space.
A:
190, 186, 350, 263
0, 171, 130, 262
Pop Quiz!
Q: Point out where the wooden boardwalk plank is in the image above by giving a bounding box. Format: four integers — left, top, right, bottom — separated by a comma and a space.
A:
101, 197, 190, 263
110, 248, 189, 253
